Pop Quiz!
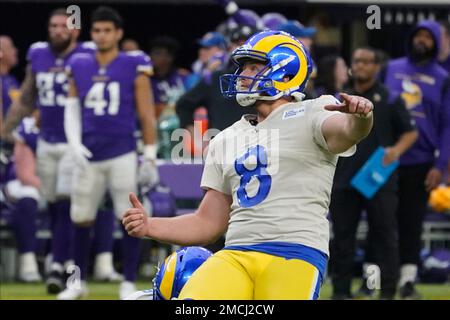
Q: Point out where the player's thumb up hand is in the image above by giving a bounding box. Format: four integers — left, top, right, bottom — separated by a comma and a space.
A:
129, 192, 144, 210
124, 193, 149, 238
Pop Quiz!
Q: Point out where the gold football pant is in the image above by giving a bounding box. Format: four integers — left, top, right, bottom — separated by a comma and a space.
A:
179, 249, 321, 300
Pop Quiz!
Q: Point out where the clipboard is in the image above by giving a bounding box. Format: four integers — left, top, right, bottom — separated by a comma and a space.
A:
350, 146, 399, 199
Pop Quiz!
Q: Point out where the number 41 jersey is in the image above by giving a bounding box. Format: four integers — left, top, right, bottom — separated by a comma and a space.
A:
201, 96, 356, 256
66, 51, 153, 161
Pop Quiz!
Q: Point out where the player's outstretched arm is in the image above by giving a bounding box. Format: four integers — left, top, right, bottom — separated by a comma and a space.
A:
322, 92, 374, 154
2, 65, 37, 142
123, 189, 231, 246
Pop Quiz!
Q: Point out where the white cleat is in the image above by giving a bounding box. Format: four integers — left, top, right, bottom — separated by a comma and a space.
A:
18, 271, 42, 283
18, 253, 42, 283
93, 253, 123, 282
57, 281, 89, 300
93, 270, 124, 282
122, 289, 154, 300
119, 281, 137, 300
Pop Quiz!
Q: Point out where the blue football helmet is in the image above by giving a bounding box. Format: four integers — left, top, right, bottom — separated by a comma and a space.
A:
220, 30, 313, 107
153, 246, 213, 300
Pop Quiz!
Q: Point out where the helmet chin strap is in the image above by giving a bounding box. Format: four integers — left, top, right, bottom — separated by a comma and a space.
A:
291, 91, 306, 102
236, 92, 261, 107
236, 90, 305, 107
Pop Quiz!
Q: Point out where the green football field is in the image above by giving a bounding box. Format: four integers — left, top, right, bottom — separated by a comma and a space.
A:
1, 280, 449, 300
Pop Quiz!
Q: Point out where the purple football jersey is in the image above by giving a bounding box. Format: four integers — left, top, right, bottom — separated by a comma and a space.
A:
67, 50, 153, 161
27, 41, 96, 143
1, 74, 20, 117
151, 70, 188, 106
13, 117, 39, 154
1, 118, 39, 185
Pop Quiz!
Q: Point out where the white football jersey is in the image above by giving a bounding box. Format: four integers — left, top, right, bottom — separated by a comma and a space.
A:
201, 95, 356, 255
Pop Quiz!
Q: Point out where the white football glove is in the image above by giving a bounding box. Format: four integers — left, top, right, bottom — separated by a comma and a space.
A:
138, 145, 159, 190
71, 143, 92, 169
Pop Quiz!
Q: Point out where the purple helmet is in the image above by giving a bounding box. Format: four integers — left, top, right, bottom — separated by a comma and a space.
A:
261, 12, 287, 30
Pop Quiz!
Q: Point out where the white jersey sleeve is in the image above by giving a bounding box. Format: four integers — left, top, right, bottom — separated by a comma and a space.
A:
310, 95, 356, 157
200, 135, 231, 195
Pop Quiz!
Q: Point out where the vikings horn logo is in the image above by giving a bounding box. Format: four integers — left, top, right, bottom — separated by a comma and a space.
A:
401, 80, 422, 110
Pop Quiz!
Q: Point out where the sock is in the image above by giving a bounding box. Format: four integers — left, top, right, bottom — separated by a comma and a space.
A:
93, 210, 115, 254
73, 226, 93, 280
121, 225, 141, 282
19, 252, 39, 275
94, 252, 114, 276
399, 264, 418, 287
11, 198, 38, 254
51, 200, 74, 265
48, 202, 57, 231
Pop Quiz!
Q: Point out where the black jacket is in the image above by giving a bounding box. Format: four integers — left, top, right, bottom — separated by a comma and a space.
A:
176, 63, 256, 131
333, 81, 416, 190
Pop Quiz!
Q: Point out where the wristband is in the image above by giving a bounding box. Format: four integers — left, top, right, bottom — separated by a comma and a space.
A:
143, 144, 157, 160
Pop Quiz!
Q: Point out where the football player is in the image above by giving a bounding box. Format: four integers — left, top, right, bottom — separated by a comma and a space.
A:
2, 8, 96, 294
57, 6, 157, 300
3, 112, 121, 284
0, 35, 20, 192
123, 30, 374, 299
0, 35, 20, 120
3, 112, 42, 283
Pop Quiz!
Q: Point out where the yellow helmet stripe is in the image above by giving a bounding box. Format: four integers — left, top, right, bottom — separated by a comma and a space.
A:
252, 35, 309, 92
159, 253, 177, 299
252, 34, 292, 53
275, 43, 308, 91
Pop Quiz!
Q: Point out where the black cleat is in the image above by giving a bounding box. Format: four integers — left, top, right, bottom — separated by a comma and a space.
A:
354, 280, 375, 299
46, 270, 64, 294
399, 282, 422, 300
